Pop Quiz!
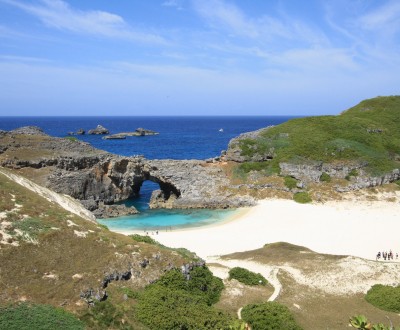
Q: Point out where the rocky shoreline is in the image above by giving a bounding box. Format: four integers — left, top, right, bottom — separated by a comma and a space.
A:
0, 126, 254, 218
1, 125, 398, 219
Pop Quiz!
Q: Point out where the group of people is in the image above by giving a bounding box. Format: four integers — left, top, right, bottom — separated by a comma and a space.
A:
376, 250, 398, 261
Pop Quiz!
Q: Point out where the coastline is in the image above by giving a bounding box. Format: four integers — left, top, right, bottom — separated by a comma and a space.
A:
112, 198, 400, 261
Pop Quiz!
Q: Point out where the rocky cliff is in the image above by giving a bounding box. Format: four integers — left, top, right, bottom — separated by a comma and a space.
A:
0, 127, 255, 218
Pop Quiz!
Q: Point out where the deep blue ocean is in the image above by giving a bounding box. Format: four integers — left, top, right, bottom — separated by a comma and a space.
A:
0, 116, 295, 230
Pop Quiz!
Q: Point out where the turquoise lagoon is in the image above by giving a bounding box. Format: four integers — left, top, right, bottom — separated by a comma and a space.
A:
97, 181, 238, 231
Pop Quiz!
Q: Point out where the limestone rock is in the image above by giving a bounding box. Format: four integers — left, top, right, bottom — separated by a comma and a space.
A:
103, 134, 126, 140
88, 125, 109, 135
92, 204, 139, 219
224, 126, 274, 162
10, 126, 46, 136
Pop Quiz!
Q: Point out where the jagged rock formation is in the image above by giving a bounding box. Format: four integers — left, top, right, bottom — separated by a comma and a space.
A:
103, 128, 159, 140
88, 125, 109, 135
223, 127, 274, 162
0, 127, 255, 218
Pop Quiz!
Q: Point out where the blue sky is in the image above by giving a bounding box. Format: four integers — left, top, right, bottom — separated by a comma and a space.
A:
0, 0, 399, 116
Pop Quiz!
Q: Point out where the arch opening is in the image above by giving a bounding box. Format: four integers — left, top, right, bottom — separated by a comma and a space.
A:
129, 180, 160, 211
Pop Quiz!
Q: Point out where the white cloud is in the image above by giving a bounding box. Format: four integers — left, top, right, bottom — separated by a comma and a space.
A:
162, 0, 184, 10
358, 1, 400, 31
192, 0, 327, 45
0, 0, 166, 44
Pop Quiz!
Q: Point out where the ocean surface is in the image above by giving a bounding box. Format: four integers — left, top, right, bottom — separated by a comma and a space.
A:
0, 116, 295, 229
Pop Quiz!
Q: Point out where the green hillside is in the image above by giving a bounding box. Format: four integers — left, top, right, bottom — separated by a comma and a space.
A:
238, 96, 400, 176
0, 171, 236, 329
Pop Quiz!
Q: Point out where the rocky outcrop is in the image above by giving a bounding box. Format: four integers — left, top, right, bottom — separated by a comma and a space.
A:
103, 134, 126, 140
92, 204, 139, 219
224, 127, 274, 162
10, 126, 47, 136
279, 161, 367, 182
88, 125, 109, 135
135, 128, 159, 136
336, 169, 400, 192
102, 128, 159, 139
0, 128, 254, 217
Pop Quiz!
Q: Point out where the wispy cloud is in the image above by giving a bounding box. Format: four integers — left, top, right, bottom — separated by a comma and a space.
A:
192, 0, 327, 45
162, 0, 184, 10
358, 1, 400, 31
0, 0, 166, 44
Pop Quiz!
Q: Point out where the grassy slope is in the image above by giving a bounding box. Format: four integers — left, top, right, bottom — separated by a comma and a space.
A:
0, 171, 191, 328
239, 96, 400, 175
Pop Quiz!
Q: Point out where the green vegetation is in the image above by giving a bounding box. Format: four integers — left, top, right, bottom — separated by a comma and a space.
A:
80, 300, 132, 330
135, 268, 230, 329
293, 192, 312, 204
130, 234, 158, 245
0, 303, 84, 330
346, 169, 359, 181
238, 96, 400, 176
365, 284, 400, 313
228, 267, 267, 286
11, 217, 52, 239
64, 136, 78, 142
284, 176, 298, 189
395, 180, 400, 187
241, 301, 302, 330
349, 315, 400, 330
320, 172, 331, 182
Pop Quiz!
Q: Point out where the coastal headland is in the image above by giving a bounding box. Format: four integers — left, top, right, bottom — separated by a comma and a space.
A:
1, 96, 400, 328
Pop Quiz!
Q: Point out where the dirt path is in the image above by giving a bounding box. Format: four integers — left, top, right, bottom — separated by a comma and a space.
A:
207, 257, 283, 320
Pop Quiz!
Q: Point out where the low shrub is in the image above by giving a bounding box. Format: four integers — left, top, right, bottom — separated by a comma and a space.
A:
365, 284, 400, 312
0, 303, 84, 330
293, 192, 312, 204
319, 172, 331, 182
136, 285, 231, 330
241, 301, 302, 330
64, 136, 78, 142
228, 267, 267, 286
80, 300, 131, 329
135, 267, 230, 329
346, 169, 359, 181
130, 234, 158, 245
284, 176, 298, 189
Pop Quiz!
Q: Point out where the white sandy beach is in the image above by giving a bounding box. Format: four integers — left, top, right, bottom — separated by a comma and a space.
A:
114, 199, 400, 261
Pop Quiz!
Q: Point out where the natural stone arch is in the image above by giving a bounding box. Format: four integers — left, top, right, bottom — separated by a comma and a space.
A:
129, 170, 181, 208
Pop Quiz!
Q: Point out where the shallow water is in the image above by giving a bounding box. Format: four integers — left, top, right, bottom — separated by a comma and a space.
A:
97, 181, 238, 230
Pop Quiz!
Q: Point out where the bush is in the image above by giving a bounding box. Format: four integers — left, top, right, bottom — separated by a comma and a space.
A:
241, 301, 302, 330
293, 192, 312, 204
80, 300, 132, 330
345, 169, 359, 181
0, 303, 84, 330
64, 136, 78, 142
130, 234, 158, 245
136, 286, 231, 330
319, 172, 331, 182
284, 176, 298, 189
228, 267, 267, 286
135, 267, 230, 329
365, 284, 400, 312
